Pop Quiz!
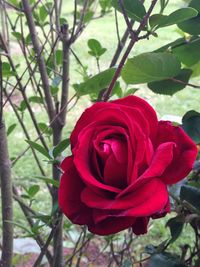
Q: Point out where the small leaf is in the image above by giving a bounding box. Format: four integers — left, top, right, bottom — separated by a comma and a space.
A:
182, 110, 200, 144
178, 15, 200, 35
122, 52, 181, 84
172, 37, 200, 67
38, 122, 52, 135
180, 184, 200, 211
18, 100, 27, 112
55, 49, 63, 65
39, 5, 48, 22
26, 140, 51, 159
11, 31, 22, 40
50, 86, 59, 96
28, 185, 40, 198
157, 8, 198, 28
87, 39, 107, 58
2, 62, 16, 77
33, 176, 59, 188
124, 88, 138, 96
73, 67, 117, 96
52, 138, 70, 158
111, 0, 146, 21
166, 216, 184, 243
148, 69, 192, 95
29, 96, 44, 104
7, 123, 17, 136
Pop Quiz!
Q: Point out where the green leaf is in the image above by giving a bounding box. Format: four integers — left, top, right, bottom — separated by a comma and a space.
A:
148, 69, 192, 95
182, 110, 200, 144
33, 176, 59, 188
82, 10, 94, 23
29, 96, 44, 104
7, 123, 17, 136
148, 253, 187, 267
2, 62, 16, 77
51, 138, 70, 158
172, 37, 200, 67
55, 49, 63, 65
28, 185, 40, 198
88, 39, 107, 58
111, 0, 146, 21
189, 0, 200, 13
124, 88, 138, 96
178, 15, 200, 35
73, 67, 116, 96
18, 100, 27, 112
149, 14, 166, 28
11, 31, 22, 40
39, 5, 48, 22
122, 52, 181, 84
100, 0, 112, 13
50, 86, 59, 96
154, 38, 186, 53
26, 140, 51, 159
5, 220, 34, 237
156, 8, 198, 28
166, 216, 184, 243
38, 122, 52, 135
180, 185, 200, 211
8, 0, 19, 7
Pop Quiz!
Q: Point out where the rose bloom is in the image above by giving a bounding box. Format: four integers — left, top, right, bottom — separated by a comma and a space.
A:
58, 96, 197, 235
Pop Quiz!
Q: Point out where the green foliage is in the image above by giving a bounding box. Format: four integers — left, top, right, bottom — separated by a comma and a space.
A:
166, 216, 184, 243
182, 110, 200, 143
25, 140, 51, 159
151, 8, 198, 29
73, 67, 116, 96
7, 123, 17, 136
87, 39, 107, 59
111, 0, 146, 21
148, 69, 192, 95
121, 52, 181, 84
180, 185, 200, 211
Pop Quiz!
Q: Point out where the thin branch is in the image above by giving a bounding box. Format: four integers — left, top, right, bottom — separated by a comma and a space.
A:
70, 0, 78, 40
22, 0, 55, 122
33, 211, 62, 267
103, 0, 159, 101
170, 77, 200, 89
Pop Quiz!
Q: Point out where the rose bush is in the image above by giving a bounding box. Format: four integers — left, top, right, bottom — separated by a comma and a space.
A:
58, 96, 197, 235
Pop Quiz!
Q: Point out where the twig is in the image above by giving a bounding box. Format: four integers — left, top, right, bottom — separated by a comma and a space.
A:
170, 77, 200, 89
103, 0, 159, 101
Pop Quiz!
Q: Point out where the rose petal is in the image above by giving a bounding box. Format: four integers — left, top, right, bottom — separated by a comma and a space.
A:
81, 178, 168, 213
104, 154, 127, 189
132, 217, 149, 235
118, 142, 175, 198
58, 156, 92, 225
112, 96, 158, 140
88, 216, 136, 236
156, 121, 197, 184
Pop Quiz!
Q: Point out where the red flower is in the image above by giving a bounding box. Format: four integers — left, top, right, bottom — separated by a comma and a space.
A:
58, 96, 197, 235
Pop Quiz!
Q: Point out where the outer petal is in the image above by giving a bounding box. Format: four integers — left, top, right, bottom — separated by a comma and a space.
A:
156, 121, 197, 184
58, 156, 92, 225
88, 216, 136, 236
81, 178, 168, 214
132, 217, 149, 235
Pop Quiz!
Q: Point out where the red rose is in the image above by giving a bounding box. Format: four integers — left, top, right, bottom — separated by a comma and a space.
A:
58, 96, 197, 235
